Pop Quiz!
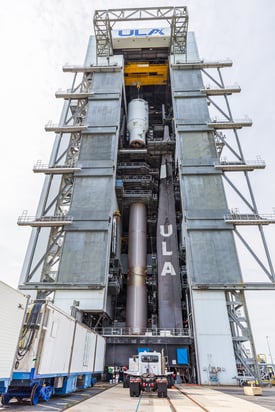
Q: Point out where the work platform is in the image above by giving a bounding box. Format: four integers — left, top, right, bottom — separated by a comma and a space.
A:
65, 383, 274, 412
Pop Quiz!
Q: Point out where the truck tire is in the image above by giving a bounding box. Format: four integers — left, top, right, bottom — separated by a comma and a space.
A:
157, 383, 167, 398
167, 375, 173, 388
129, 381, 140, 397
158, 389, 167, 398
134, 385, 141, 397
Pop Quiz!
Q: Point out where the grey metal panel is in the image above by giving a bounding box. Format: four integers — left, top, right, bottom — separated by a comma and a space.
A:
54, 290, 106, 312
57, 64, 124, 302
75, 169, 114, 177
172, 69, 204, 91
171, 33, 243, 290
187, 209, 227, 219
192, 291, 238, 385
184, 32, 201, 61
58, 231, 108, 284
177, 124, 211, 133
78, 134, 117, 162
82, 126, 117, 134
65, 221, 109, 231
70, 176, 113, 214
186, 220, 233, 230
86, 100, 121, 127
182, 175, 228, 210
173, 97, 210, 125
181, 166, 222, 175
176, 125, 211, 132
189, 230, 242, 284
89, 93, 120, 100
91, 72, 123, 94
68, 211, 109, 221
174, 91, 204, 98
181, 156, 218, 166
84, 36, 97, 66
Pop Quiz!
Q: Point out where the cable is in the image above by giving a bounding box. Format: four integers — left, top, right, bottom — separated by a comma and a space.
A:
16, 302, 43, 361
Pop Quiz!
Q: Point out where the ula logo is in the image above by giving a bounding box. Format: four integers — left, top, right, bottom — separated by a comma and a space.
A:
118, 28, 165, 37
159, 224, 176, 277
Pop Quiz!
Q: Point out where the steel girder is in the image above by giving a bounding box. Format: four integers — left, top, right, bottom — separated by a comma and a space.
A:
93, 7, 189, 57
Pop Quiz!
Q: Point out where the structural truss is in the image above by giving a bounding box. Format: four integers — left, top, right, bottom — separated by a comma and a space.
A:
93, 7, 189, 57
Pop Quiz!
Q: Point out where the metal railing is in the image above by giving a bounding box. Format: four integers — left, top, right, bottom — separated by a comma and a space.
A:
17, 213, 73, 226
216, 158, 266, 167
96, 327, 190, 337
224, 212, 275, 225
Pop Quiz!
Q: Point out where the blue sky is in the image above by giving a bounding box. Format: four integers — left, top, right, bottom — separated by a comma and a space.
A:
0, 0, 275, 360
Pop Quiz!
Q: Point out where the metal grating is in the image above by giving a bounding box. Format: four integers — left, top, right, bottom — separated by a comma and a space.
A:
93, 7, 189, 57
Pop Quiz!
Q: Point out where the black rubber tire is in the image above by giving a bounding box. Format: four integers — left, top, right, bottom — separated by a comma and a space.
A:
30, 384, 39, 405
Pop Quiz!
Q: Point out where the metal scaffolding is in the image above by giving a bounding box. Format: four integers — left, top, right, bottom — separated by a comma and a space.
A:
17, 6, 274, 385
93, 7, 189, 57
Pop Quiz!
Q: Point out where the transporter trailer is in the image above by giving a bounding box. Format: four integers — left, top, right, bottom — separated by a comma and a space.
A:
0, 281, 105, 406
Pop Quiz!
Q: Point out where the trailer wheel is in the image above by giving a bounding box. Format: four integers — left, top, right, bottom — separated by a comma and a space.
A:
1, 393, 10, 406
30, 384, 40, 405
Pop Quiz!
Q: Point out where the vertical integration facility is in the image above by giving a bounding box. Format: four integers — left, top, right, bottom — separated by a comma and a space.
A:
18, 7, 275, 385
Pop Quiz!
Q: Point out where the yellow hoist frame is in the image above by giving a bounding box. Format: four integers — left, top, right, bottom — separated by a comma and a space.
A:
124, 62, 168, 86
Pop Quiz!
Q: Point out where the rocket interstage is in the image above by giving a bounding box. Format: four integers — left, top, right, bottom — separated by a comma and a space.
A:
127, 98, 149, 148
126, 202, 147, 334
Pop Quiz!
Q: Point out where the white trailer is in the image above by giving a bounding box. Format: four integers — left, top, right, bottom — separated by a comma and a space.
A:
1, 296, 105, 405
0, 281, 29, 394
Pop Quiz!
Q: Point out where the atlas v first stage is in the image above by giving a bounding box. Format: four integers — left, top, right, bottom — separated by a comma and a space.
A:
18, 7, 275, 385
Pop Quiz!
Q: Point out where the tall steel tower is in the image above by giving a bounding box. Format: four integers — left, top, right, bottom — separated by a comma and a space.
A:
18, 7, 275, 385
